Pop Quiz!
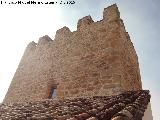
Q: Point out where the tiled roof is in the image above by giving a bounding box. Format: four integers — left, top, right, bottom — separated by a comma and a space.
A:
0, 90, 150, 120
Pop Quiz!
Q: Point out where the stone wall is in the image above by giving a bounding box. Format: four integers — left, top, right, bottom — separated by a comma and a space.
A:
4, 4, 142, 103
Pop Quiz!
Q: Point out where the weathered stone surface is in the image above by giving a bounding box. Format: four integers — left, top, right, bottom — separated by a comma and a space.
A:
4, 4, 142, 103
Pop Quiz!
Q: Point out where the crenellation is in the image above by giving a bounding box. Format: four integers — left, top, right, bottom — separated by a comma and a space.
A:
4, 4, 142, 103
103, 4, 120, 22
53, 26, 72, 48
77, 15, 94, 30
55, 26, 71, 38
38, 35, 53, 45
26, 41, 37, 51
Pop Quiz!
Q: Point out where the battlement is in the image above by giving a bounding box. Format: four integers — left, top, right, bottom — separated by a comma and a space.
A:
26, 4, 121, 48
103, 4, 120, 21
4, 4, 142, 103
55, 26, 71, 39
77, 15, 94, 30
38, 35, 53, 45
27, 41, 37, 50
56, 26, 71, 35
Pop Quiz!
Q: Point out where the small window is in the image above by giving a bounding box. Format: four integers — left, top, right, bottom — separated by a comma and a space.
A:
48, 87, 57, 99
51, 88, 56, 97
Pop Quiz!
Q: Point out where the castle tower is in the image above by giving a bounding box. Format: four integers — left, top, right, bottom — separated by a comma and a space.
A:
4, 4, 142, 103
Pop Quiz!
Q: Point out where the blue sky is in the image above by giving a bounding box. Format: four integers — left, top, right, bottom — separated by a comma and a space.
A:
0, 0, 159, 119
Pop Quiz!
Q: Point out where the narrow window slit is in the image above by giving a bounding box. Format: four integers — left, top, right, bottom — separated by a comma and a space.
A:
48, 86, 57, 98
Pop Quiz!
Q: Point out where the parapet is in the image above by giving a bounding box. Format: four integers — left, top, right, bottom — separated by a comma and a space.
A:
38, 35, 53, 45
77, 15, 94, 30
103, 4, 120, 22
26, 41, 37, 51
55, 26, 71, 38
56, 26, 71, 36
56, 26, 71, 34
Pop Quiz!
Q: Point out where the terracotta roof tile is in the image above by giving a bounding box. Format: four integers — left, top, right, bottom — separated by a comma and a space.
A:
0, 90, 150, 120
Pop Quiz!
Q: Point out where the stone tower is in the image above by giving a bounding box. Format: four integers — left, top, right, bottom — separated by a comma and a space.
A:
4, 4, 142, 103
